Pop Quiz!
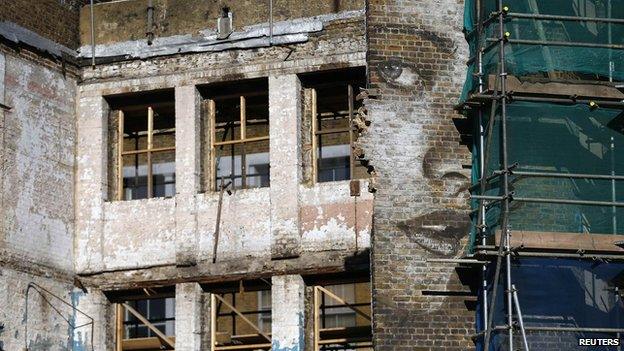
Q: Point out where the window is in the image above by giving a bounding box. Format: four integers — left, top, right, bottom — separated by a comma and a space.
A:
313, 281, 372, 351
107, 90, 176, 201
302, 68, 368, 183
210, 287, 272, 350
202, 79, 270, 191
257, 290, 272, 333
113, 293, 176, 351
123, 298, 175, 338
321, 284, 356, 328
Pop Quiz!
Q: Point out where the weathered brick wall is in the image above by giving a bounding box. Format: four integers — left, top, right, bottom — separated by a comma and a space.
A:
0, 0, 80, 48
362, 0, 475, 350
0, 46, 77, 351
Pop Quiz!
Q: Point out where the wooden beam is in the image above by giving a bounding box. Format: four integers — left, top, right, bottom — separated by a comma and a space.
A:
115, 303, 124, 351
317, 286, 371, 321
215, 343, 271, 350
122, 336, 177, 350
314, 286, 320, 351
212, 135, 269, 147
117, 111, 125, 201
240, 96, 247, 188
213, 294, 271, 342
348, 84, 355, 178
122, 303, 175, 349
211, 293, 217, 351
494, 230, 624, 253
146, 107, 154, 198
121, 146, 175, 156
311, 89, 318, 184
209, 100, 217, 191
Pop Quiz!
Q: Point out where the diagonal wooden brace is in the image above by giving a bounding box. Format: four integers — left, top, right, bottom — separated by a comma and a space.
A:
122, 303, 175, 349
213, 294, 271, 342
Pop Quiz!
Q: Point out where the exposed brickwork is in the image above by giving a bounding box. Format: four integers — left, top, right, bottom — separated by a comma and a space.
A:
0, 46, 77, 350
362, 1, 475, 350
0, 0, 80, 49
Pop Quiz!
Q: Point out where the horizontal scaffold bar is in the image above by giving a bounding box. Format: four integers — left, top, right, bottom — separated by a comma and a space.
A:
472, 194, 624, 207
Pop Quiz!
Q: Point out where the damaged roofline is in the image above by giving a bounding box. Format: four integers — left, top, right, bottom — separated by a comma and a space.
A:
0, 21, 78, 61
76, 9, 364, 63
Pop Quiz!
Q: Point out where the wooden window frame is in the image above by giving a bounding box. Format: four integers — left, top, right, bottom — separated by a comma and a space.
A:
311, 84, 357, 183
114, 300, 176, 351
209, 292, 272, 351
116, 107, 176, 200
313, 284, 372, 351
208, 96, 270, 191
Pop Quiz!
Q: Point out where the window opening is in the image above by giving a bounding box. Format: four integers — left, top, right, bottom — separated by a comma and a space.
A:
203, 80, 270, 191
209, 286, 272, 351
313, 282, 372, 351
303, 68, 367, 183
117, 106, 176, 200
114, 296, 176, 351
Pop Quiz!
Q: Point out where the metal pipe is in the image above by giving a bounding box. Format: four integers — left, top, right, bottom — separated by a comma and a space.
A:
486, 37, 624, 50
612, 137, 618, 234
509, 12, 624, 25
512, 285, 530, 351
475, 0, 490, 332
525, 326, 624, 333
475, 325, 624, 336
471, 194, 624, 208
474, 248, 624, 260
90, 0, 95, 68
426, 258, 488, 264
484, 2, 513, 348
470, 93, 624, 108
505, 170, 624, 181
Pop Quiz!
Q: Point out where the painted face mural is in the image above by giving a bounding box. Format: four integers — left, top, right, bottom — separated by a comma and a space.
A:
370, 22, 472, 257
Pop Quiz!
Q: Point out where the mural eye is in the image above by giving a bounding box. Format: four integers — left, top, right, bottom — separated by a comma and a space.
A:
378, 59, 422, 88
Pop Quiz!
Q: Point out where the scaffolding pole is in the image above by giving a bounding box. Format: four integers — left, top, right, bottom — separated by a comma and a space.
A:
467, 1, 624, 349
480, 1, 529, 350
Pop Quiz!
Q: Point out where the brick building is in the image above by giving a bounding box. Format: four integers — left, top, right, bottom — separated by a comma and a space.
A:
1, 0, 623, 351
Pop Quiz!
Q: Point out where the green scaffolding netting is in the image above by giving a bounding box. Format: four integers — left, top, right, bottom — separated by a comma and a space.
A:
462, 0, 624, 101
469, 102, 624, 251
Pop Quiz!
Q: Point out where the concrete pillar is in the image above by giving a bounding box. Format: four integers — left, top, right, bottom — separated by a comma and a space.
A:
271, 275, 306, 351
269, 75, 302, 259
72, 288, 113, 350
75, 92, 108, 273
175, 282, 203, 350
174, 86, 201, 266
175, 85, 201, 195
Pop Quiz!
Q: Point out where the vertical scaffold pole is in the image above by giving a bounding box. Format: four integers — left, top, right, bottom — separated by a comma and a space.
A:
497, 0, 514, 349
475, 0, 489, 335
483, 0, 514, 349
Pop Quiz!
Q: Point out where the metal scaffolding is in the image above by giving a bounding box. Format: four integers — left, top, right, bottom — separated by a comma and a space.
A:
461, 0, 624, 349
